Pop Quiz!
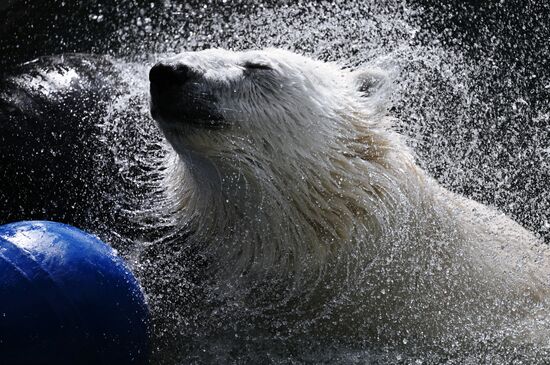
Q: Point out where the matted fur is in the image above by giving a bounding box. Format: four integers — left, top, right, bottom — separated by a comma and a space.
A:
150, 48, 550, 352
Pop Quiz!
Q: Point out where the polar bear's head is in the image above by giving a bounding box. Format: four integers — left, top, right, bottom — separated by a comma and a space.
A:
148, 49, 400, 281
149, 48, 388, 160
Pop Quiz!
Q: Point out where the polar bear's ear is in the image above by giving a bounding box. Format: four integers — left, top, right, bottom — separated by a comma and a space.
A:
353, 68, 388, 97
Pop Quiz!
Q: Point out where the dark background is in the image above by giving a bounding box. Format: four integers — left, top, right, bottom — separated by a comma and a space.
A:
0, 0, 549, 242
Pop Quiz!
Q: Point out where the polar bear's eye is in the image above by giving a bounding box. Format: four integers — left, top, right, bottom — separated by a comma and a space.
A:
242, 62, 272, 71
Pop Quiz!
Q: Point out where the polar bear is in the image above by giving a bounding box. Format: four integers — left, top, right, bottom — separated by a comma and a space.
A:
149, 48, 550, 359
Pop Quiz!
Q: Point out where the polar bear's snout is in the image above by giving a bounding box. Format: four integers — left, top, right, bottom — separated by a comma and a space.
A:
149, 59, 226, 129
149, 62, 196, 89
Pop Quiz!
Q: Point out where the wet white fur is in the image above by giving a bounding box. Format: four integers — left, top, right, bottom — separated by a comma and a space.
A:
154, 48, 550, 348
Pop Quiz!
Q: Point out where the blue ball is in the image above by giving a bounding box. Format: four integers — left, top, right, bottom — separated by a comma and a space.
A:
0, 221, 149, 365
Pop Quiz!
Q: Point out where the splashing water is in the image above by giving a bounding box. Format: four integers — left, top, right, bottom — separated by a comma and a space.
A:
1, 1, 549, 364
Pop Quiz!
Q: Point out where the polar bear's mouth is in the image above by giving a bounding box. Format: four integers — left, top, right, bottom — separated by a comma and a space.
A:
149, 86, 227, 130
150, 102, 228, 130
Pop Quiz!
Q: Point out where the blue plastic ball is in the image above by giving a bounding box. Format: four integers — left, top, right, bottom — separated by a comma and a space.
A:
0, 221, 149, 365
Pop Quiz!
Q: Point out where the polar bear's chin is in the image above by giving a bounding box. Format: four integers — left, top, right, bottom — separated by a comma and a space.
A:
164, 118, 229, 131
152, 106, 228, 131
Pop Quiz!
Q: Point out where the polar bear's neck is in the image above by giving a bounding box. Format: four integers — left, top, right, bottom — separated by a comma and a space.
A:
163, 121, 438, 282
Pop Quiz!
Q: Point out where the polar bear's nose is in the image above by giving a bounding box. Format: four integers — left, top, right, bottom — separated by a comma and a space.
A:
149, 63, 193, 88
